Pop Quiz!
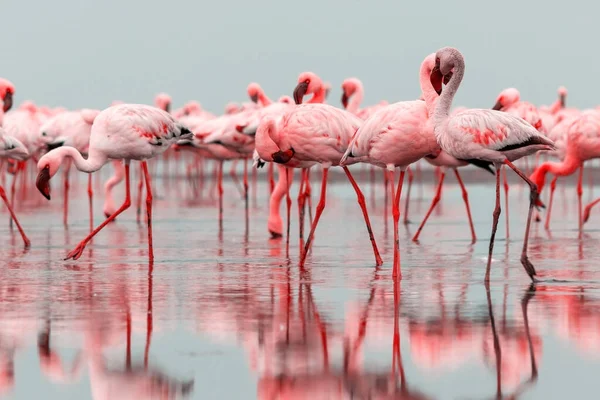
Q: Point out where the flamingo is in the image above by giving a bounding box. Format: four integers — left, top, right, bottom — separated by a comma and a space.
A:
38, 109, 100, 228
429, 46, 554, 282
530, 110, 600, 232
35, 104, 192, 261
0, 127, 30, 248
340, 77, 388, 120
0, 78, 14, 126
266, 98, 383, 267
340, 53, 444, 277
247, 82, 273, 107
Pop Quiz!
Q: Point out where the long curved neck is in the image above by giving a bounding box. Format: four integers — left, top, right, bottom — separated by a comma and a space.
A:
540, 154, 580, 177
308, 87, 326, 104
53, 147, 108, 173
433, 57, 465, 128
347, 85, 363, 114
420, 66, 438, 117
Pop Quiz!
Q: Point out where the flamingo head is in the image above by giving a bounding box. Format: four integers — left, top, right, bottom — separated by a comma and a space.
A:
36, 151, 66, 200
430, 47, 463, 95
225, 102, 240, 114
0, 78, 15, 112
293, 71, 323, 104
154, 93, 172, 113
492, 88, 521, 111
529, 165, 549, 207
278, 95, 293, 104
341, 78, 361, 109
0, 134, 28, 161
247, 82, 262, 103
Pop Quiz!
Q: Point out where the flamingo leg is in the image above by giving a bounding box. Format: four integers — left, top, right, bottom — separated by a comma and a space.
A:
229, 161, 244, 198
218, 161, 224, 231
268, 162, 275, 194
63, 160, 71, 227
504, 159, 538, 280
485, 285, 503, 397
65, 162, 131, 260
455, 169, 477, 243
88, 174, 94, 233
383, 169, 389, 234
9, 161, 22, 228
251, 161, 257, 208
285, 168, 292, 256
412, 170, 445, 242
544, 176, 558, 230
583, 197, 600, 223
144, 269, 153, 368
304, 168, 313, 225
136, 165, 144, 223
389, 169, 405, 279
503, 167, 510, 237
243, 158, 249, 228
141, 161, 154, 262
298, 169, 306, 256
343, 166, 383, 266
0, 185, 30, 248
485, 166, 502, 283
577, 165, 584, 234
299, 167, 328, 268
403, 166, 413, 224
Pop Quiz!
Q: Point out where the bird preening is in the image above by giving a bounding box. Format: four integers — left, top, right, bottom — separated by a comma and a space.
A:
3, 45, 599, 286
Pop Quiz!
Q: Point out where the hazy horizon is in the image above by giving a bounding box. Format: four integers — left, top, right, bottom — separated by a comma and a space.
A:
2, 0, 596, 113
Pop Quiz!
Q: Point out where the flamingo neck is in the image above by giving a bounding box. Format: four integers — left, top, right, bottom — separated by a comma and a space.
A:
347, 85, 364, 114
533, 155, 581, 193
420, 63, 438, 117
50, 147, 108, 175
308, 87, 326, 104
258, 92, 273, 107
433, 52, 465, 128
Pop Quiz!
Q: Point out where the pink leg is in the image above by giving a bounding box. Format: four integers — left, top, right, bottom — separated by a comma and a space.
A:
383, 169, 389, 233
504, 159, 539, 280
65, 162, 131, 260
63, 161, 71, 227
243, 158, 249, 226
229, 161, 244, 198
298, 169, 307, 256
390, 169, 405, 279
0, 185, 30, 248
577, 165, 584, 234
136, 165, 144, 223
9, 162, 22, 228
503, 167, 509, 238
88, 174, 94, 233
268, 162, 275, 194
299, 168, 329, 268
141, 161, 154, 262
583, 197, 600, 223
285, 168, 292, 255
403, 167, 413, 225
455, 169, 477, 243
485, 166, 502, 283
544, 176, 558, 230
304, 168, 313, 225
412, 170, 445, 242
343, 166, 383, 266
218, 161, 224, 230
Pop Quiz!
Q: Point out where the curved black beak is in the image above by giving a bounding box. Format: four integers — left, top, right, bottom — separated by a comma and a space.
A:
293, 82, 308, 105
341, 92, 349, 109
250, 94, 259, 103
165, 102, 171, 113
492, 100, 503, 111
324, 87, 331, 100
36, 165, 51, 200
430, 66, 443, 96
560, 93, 566, 108
46, 140, 65, 151
3, 92, 13, 112
443, 71, 453, 85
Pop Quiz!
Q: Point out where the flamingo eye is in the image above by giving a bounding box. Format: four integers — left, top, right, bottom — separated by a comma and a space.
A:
304, 79, 310, 84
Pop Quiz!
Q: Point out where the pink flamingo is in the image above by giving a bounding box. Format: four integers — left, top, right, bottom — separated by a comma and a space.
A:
247, 83, 273, 107
412, 149, 494, 243
430, 46, 554, 282
35, 104, 192, 261
0, 127, 30, 247
0, 78, 14, 126
266, 99, 383, 267
38, 109, 99, 228
530, 110, 600, 232
341, 77, 389, 120
340, 53, 442, 277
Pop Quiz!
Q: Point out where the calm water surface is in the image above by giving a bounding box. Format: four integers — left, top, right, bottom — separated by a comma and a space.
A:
1, 165, 599, 399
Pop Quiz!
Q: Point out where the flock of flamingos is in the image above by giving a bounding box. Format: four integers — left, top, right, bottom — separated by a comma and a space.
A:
0, 46, 599, 284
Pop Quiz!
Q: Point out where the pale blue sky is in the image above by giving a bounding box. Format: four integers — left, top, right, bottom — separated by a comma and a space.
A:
2, 0, 597, 113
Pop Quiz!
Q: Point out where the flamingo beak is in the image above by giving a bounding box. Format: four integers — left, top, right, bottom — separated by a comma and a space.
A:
443, 71, 453, 85
293, 82, 308, 105
3, 92, 13, 112
36, 165, 51, 200
271, 148, 295, 164
165, 103, 171, 113
250, 94, 259, 103
560, 94, 566, 108
324, 87, 331, 100
46, 140, 65, 151
341, 92, 349, 109
430, 66, 443, 95
492, 100, 503, 111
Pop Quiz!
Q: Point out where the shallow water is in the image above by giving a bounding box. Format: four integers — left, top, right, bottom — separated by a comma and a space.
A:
1, 165, 599, 399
